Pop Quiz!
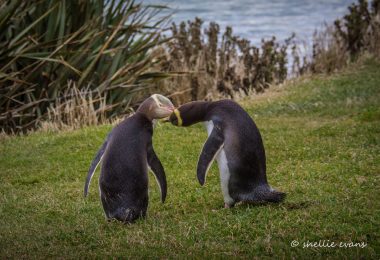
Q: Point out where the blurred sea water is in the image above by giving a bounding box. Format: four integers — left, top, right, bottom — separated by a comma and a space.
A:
144, 0, 354, 48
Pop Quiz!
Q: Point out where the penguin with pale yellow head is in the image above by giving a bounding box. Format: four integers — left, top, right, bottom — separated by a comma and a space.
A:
170, 99, 285, 208
84, 94, 174, 223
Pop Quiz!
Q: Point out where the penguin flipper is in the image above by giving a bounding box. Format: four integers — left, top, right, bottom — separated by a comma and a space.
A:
147, 143, 167, 203
84, 133, 110, 197
197, 122, 224, 186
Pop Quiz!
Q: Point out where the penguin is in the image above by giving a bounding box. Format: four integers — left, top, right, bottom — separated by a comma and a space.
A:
84, 94, 175, 223
169, 99, 285, 208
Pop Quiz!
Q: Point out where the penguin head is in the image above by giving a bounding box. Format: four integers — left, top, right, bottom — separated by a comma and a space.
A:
137, 94, 174, 120
169, 101, 209, 127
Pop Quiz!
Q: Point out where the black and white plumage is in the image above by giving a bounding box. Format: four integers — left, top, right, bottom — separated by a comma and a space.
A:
169, 99, 285, 208
84, 94, 174, 223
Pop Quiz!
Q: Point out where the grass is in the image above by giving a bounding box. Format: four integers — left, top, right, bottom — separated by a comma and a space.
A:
1, 58, 379, 258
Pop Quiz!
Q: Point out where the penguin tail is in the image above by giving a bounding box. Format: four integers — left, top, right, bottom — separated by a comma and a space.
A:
241, 185, 286, 204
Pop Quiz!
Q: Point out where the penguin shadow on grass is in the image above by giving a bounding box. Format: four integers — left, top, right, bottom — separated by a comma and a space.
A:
105, 217, 146, 225
212, 200, 315, 212
281, 200, 316, 210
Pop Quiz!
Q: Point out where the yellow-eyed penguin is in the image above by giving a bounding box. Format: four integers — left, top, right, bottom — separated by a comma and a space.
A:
84, 94, 174, 223
169, 100, 285, 208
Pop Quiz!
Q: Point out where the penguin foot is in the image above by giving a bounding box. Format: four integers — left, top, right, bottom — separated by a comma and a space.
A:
224, 203, 234, 209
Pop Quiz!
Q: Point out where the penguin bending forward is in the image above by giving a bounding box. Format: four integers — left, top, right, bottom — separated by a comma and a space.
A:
169, 100, 285, 208
84, 94, 175, 223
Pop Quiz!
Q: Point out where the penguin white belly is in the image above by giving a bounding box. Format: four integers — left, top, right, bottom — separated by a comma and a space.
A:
204, 121, 234, 205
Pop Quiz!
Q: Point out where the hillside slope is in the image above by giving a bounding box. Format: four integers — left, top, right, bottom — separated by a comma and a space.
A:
0, 59, 379, 258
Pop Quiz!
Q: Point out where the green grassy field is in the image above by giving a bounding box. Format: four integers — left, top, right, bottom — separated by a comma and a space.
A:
1, 59, 379, 258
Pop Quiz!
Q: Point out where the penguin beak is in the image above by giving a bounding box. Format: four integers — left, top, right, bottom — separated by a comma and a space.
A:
167, 105, 175, 112
159, 105, 175, 123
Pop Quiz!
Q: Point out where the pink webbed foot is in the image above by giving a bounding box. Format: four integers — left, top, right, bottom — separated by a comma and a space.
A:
224, 203, 233, 209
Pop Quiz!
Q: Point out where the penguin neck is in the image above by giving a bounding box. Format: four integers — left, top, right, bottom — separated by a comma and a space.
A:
182, 101, 211, 125
136, 99, 155, 122
135, 111, 153, 122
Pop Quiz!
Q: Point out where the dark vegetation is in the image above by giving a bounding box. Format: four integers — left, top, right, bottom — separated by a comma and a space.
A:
309, 0, 380, 73
159, 0, 380, 104
0, 0, 379, 133
0, 0, 170, 133
158, 19, 292, 103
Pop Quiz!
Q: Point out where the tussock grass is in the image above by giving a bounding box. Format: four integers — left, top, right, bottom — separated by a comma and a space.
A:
0, 0, 170, 133
0, 59, 379, 258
